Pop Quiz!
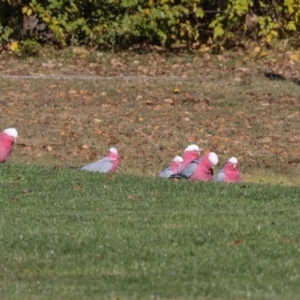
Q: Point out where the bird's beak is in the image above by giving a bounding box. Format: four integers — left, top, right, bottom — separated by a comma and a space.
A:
233, 164, 237, 170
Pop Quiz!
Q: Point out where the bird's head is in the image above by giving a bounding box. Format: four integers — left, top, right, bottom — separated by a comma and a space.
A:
184, 144, 200, 160
227, 157, 238, 170
109, 147, 119, 159
173, 156, 183, 164
208, 152, 218, 168
184, 144, 200, 153
2, 128, 18, 143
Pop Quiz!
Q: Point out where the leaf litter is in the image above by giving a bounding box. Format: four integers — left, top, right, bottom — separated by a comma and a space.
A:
1, 50, 300, 184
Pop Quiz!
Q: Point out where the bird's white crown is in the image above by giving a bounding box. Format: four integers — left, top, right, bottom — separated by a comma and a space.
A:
3, 128, 18, 139
173, 156, 183, 163
185, 144, 199, 152
228, 157, 238, 164
209, 152, 218, 166
109, 147, 118, 154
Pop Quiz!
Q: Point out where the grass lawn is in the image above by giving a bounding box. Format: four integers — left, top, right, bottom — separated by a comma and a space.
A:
1, 163, 300, 299
1, 50, 300, 299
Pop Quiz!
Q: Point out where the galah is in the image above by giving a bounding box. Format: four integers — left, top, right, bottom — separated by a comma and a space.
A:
188, 152, 219, 181
81, 147, 120, 173
159, 156, 183, 178
178, 144, 200, 173
214, 157, 241, 183
0, 128, 18, 163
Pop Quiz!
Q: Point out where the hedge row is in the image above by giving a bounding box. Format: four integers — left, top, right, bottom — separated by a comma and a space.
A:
0, 0, 299, 51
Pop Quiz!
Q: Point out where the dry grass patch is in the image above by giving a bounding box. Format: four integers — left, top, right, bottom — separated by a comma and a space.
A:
0, 51, 300, 184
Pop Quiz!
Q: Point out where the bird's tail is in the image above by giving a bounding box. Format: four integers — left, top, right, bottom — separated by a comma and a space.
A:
64, 165, 83, 169
169, 174, 188, 180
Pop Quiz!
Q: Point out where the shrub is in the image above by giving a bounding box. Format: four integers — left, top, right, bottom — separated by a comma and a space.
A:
0, 0, 299, 51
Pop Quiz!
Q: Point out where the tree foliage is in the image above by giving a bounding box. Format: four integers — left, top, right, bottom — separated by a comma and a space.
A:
0, 0, 299, 51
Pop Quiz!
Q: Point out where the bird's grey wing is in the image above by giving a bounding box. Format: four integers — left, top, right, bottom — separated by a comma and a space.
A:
159, 167, 173, 178
81, 157, 112, 173
179, 159, 200, 179
214, 169, 225, 182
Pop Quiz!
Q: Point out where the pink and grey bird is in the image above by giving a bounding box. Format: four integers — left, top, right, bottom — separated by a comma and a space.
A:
171, 144, 200, 179
0, 128, 18, 163
159, 156, 183, 178
81, 147, 120, 173
188, 152, 219, 181
214, 157, 241, 183
178, 144, 200, 173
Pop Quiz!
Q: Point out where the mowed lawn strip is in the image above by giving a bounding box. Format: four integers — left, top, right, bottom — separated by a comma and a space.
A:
0, 163, 300, 299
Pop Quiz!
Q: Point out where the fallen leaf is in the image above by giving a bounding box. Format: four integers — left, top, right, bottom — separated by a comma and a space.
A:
94, 128, 103, 135
290, 54, 298, 61
94, 118, 102, 123
164, 98, 174, 104
151, 190, 160, 195
145, 100, 153, 105
74, 184, 83, 191
253, 46, 260, 54
127, 194, 136, 201
10, 41, 19, 52
106, 175, 115, 181
233, 240, 242, 245
68, 90, 77, 95
247, 151, 254, 157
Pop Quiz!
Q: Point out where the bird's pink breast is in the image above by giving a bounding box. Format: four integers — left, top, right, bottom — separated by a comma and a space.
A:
170, 161, 180, 174
189, 165, 213, 181
189, 154, 213, 181
224, 170, 241, 182
110, 157, 120, 172
0, 133, 14, 162
223, 163, 241, 182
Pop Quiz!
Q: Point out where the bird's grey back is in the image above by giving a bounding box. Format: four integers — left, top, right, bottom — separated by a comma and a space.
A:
179, 159, 200, 179
81, 157, 112, 173
214, 169, 225, 182
159, 167, 174, 178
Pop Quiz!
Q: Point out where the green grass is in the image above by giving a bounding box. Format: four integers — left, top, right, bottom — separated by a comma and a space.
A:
1, 164, 300, 299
